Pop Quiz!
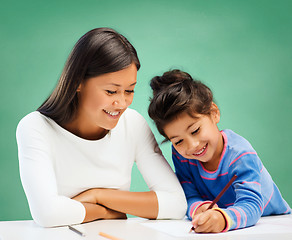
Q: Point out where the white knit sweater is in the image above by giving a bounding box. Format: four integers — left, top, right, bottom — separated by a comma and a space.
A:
16, 108, 187, 227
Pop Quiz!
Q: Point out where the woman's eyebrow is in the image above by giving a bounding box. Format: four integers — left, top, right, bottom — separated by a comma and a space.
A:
107, 82, 137, 87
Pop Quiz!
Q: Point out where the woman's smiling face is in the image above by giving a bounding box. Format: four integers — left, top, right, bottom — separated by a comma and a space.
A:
70, 63, 137, 139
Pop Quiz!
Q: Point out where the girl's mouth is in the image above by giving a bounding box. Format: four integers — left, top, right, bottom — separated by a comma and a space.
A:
193, 143, 208, 157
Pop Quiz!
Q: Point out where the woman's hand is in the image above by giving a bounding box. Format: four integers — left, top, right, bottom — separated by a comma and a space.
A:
192, 209, 225, 233
72, 189, 98, 204
72, 188, 119, 206
72, 190, 127, 223
105, 208, 127, 220
72, 188, 158, 219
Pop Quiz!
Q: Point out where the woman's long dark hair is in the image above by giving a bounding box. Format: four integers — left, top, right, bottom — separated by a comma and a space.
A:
38, 28, 140, 125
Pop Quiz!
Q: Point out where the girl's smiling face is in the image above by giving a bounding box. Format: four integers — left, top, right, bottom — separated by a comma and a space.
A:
164, 103, 224, 171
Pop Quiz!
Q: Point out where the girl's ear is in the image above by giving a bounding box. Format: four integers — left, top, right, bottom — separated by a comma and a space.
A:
211, 102, 220, 124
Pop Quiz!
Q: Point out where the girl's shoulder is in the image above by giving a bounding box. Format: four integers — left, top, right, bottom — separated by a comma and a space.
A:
222, 129, 260, 167
222, 129, 255, 153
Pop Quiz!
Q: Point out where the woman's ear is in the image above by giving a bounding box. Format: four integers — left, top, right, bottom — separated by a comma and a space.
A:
211, 102, 220, 124
76, 84, 82, 92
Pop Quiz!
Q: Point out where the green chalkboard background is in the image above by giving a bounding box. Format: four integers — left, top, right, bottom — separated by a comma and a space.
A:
1, 0, 291, 221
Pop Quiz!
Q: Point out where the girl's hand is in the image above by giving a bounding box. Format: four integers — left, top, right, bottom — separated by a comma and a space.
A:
192, 209, 225, 233
194, 202, 218, 215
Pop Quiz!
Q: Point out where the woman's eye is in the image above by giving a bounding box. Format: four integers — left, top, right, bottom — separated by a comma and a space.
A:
175, 139, 183, 145
106, 90, 116, 95
125, 90, 134, 94
191, 127, 200, 135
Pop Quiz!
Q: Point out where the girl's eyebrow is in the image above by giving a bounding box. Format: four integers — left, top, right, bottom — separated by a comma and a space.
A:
169, 135, 178, 140
187, 122, 196, 130
169, 122, 197, 140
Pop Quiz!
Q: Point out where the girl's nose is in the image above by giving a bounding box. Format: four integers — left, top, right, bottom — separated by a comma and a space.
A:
185, 137, 199, 155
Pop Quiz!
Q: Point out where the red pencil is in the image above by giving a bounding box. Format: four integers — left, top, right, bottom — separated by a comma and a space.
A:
189, 174, 238, 233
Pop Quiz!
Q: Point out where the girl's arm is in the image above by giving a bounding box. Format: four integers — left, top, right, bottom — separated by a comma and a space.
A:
213, 153, 264, 232
188, 154, 264, 233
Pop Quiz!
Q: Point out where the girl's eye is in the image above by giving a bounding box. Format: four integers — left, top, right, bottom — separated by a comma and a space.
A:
174, 139, 183, 145
106, 90, 116, 95
191, 127, 200, 135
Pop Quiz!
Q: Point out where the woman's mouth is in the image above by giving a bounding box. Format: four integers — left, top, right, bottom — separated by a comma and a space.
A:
104, 110, 121, 118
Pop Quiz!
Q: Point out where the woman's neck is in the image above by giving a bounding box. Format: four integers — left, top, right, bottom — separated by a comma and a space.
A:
62, 119, 109, 140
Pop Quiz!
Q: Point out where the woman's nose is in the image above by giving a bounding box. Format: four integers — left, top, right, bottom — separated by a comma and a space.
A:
113, 94, 128, 109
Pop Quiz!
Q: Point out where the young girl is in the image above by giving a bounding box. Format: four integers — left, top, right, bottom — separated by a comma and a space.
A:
16, 28, 187, 227
148, 69, 291, 233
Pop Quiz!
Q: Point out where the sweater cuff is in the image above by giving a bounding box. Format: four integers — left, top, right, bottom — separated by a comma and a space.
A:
155, 191, 187, 219
213, 208, 233, 232
190, 201, 213, 219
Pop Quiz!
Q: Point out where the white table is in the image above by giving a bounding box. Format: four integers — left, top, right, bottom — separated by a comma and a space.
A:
0, 215, 292, 240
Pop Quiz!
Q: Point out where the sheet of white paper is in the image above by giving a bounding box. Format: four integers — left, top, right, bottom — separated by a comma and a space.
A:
140, 215, 292, 238
141, 220, 193, 237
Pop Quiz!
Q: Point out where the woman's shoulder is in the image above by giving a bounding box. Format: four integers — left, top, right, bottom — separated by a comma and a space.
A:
16, 111, 54, 135
121, 108, 147, 125
116, 108, 151, 138
18, 111, 49, 126
123, 108, 143, 118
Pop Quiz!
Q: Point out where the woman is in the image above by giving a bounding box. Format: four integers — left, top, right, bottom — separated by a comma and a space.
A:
16, 28, 187, 227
